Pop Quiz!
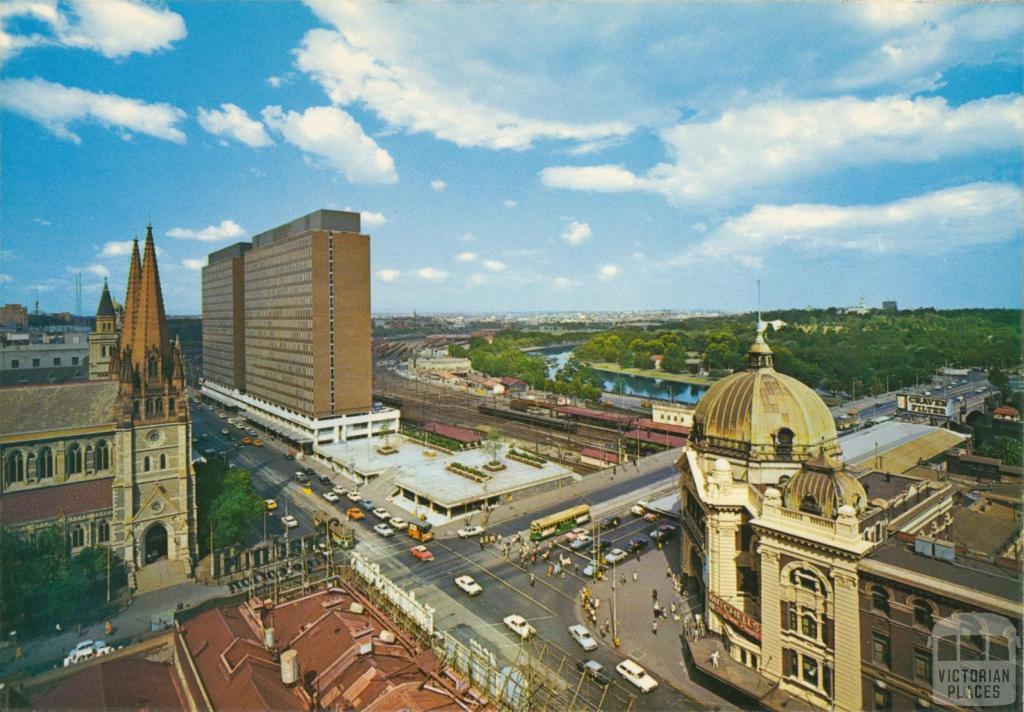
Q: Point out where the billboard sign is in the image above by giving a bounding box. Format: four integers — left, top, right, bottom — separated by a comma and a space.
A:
897, 393, 953, 418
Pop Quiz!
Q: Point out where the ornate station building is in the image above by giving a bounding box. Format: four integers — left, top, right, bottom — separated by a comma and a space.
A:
680, 325, 1021, 712
0, 227, 196, 592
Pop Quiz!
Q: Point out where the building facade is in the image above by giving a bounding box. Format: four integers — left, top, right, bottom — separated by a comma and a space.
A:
0, 228, 196, 592
0, 303, 28, 328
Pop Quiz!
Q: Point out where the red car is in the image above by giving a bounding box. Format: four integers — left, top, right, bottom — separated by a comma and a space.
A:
410, 545, 434, 561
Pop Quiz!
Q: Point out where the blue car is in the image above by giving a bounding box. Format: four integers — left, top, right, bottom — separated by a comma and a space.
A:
358, 499, 374, 511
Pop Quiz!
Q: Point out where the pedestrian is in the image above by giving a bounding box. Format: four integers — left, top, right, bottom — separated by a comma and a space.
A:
666, 567, 672, 579
632, 570, 638, 582
670, 601, 677, 615
55, 623, 62, 633
652, 588, 658, 602
547, 563, 554, 577
651, 620, 658, 635
575, 564, 580, 575
530, 573, 536, 588
620, 573, 626, 585
710, 650, 719, 669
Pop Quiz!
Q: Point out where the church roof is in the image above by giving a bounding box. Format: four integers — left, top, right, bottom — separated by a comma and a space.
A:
0, 477, 113, 525
96, 278, 115, 318
0, 381, 118, 438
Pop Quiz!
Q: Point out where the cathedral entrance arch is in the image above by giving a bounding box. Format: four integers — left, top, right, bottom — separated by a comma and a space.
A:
144, 523, 168, 564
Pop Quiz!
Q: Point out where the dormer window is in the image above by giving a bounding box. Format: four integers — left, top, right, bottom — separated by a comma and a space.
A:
800, 493, 821, 515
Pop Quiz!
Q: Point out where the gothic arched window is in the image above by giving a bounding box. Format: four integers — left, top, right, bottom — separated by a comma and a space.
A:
65, 444, 83, 475
97, 519, 110, 544
71, 524, 85, 548
143, 456, 151, 473
4, 451, 24, 485
95, 440, 111, 471
38, 447, 54, 478
159, 453, 167, 470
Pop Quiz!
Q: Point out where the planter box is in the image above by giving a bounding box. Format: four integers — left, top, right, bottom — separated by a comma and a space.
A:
376, 446, 398, 456
446, 463, 491, 483
507, 451, 545, 468
483, 462, 507, 472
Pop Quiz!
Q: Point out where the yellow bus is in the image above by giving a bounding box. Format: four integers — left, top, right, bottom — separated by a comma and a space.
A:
408, 520, 434, 542
530, 504, 591, 541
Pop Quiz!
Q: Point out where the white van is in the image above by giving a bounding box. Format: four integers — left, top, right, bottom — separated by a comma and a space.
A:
616, 659, 658, 693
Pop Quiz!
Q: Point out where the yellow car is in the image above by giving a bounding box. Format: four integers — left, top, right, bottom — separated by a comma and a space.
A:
264, 498, 278, 511
252, 439, 264, 447
241, 437, 253, 446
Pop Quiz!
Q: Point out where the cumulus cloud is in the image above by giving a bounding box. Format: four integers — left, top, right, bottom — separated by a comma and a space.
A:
416, 267, 449, 282
100, 241, 134, 256
166, 220, 246, 242
503, 199, 518, 208
376, 269, 400, 282
361, 211, 387, 226
84, 263, 109, 278
3, 77, 187, 144
293, 26, 632, 151
182, 258, 205, 271
561, 220, 592, 245
261, 105, 397, 184
430, 179, 447, 191
1, 0, 186, 59
33, 218, 51, 226
482, 259, 506, 272
197, 103, 272, 147
542, 93, 1024, 206
598, 264, 620, 280
455, 252, 477, 263
674, 182, 1022, 268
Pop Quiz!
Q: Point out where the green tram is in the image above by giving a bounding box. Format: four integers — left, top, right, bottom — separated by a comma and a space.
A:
529, 504, 591, 541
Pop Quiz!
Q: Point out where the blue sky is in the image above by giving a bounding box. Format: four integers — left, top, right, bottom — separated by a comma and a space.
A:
1, 1, 1021, 315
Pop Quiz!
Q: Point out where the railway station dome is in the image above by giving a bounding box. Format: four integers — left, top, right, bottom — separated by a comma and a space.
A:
782, 449, 867, 518
690, 329, 840, 463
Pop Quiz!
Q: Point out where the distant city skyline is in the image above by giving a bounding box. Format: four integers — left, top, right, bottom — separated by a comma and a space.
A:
1, 2, 1021, 314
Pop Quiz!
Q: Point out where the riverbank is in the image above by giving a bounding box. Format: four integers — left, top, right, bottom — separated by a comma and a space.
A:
588, 362, 716, 386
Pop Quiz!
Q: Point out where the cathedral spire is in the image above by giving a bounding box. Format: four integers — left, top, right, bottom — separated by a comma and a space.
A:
96, 277, 115, 319
119, 225, 170, 378
120, 238, 142, 353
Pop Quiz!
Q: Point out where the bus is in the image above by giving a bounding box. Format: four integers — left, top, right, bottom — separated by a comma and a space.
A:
529, 504, 591, 541
408, 520, 434, 542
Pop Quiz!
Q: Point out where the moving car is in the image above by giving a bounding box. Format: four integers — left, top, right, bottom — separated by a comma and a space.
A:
457, 525, 485, 538
388, 517, 408, 530
410, 545, 434, 561
590, 541, 609, 556
280, 514, 299, 529
582, 559, 605, 578
318, 475, 332, 486
332, 486, 347, 497
63, 640, 113, 667
371, 507, 390, 520
575, 659, 612, 687
503, 614, 536, 639
649, 524, 677, 542
373, 523, 395, 537
643, 511, 659, 522
568, 624, 598, 651
252, 439, 263, 447
264, 498, 278, 511
616, 659, 658, 693
347, 491, 362, 502
630, 504, 646, 516
358, 499, 375, 511
628, 537, 649, 552
346, 507, 365, 521
322, 491, 340, 503
454, 575, 483, 596
600, 515, 621, 530
565, 527, 589, 541
604, 548, 628, 564
569, 534, 593, 551
241, 437, 252, 445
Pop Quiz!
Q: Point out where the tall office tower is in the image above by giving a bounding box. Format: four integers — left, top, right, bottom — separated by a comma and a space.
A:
201, 210, 396, 448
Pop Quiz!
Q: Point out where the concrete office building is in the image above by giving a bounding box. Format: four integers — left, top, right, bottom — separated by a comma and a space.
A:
201, 210, 399, 448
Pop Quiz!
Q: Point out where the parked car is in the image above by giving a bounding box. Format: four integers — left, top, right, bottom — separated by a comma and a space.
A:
568, 624, 598, 651
457, 525, 485, 538
322, 491, 340, 503
373, 523, 395, 537
616, 659, 658, 693
575, 659, 612, 687
569, 535, 593, 551
63, 640, 113, 667
371, 507, 390, 520
264, 498, 278, 511
454, 575, 483, 596
346, 507, 365, 521
604, 548, 628, 564
388, 517, 408, 530
650, 524, 677, 542
503, 615, 536, 639
410, 545, 434, 561
280, 515, 299, 529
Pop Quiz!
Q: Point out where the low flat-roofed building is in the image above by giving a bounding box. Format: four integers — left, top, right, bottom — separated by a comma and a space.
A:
841, 421, 968, 473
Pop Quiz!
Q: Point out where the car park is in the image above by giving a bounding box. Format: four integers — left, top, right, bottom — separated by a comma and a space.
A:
410, 545, 434, 561
63, 640, 113, 667
346, 507, 365, 520
264, 498, 278, 511
322, 491, 339, 503
503, 615, 536, 639
650, 524, 677, 542
454, 575, 483, 596
575, 659, 612, 687
373, 523, 395, 537
371, 507, 390, 520
388, 517, 408, 530
457, 525, 484, 538
347, 491, 362, 502
280, 515, 299, 529
569, 534, 593, 551
604, 548, 628, 564
616, 659, 658, 692
568, 624, 598, 651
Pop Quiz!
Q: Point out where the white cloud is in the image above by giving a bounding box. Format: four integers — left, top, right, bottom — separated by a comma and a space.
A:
541, 93, 1024, 206
182, 258, 205, 271
84, 263, 109, 279
0, 274, 12, 284
416, 267, 449, 282
33, 217, 51, 226
469, 274, 486, 286
503, 199, 518, 208
100, 241, 133, 257
455, 252, 477, 263
361, 210, 387, 227
166, 219, 246, 242
197, 103, 272, 148
3, 77, 186, 144
430, 179, 447, 191
674, 182, 1022, 267
561, 220, 592, 245
552, 276, 580, 289
376, 269, 400, 282
482, 259, 506, 272
598, 264, 620, 281
293, 25, 632, 150
261, 105, 397, 184
1, 0, 186, 60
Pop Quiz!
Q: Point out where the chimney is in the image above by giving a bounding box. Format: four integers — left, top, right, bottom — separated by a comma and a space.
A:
280, 649, 299, 686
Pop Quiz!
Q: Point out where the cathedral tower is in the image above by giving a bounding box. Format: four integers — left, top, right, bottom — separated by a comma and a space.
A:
88, 278, 119, 380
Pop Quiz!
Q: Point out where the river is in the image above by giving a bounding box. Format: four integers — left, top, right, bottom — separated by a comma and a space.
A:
534, 345, 706, 405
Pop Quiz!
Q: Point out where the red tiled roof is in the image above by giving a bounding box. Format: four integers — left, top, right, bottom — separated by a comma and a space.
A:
580, 447, 619, 464
636, 417, 690, 436
32, 657, 187, 711
554, 405, 636, 424
499, 376, 526, 387
993, 406, 1019, 416
0, 477, 113, 525
423, 422, 481, 443
623, 429, 687, 447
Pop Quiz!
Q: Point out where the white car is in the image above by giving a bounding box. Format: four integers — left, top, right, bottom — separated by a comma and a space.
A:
454, 575, 483, 596
373, 523, 395, 537
616, 659, 658, 693
371, 507, 390, 520
630, 504, 646, 516
568, 624, 598, 651
332, 485, 347, 497
503, 615, 536, 639
388, 517, 408, 530
604, 548, 628, 564
457, 525, 484, 538
63, 640, 112, 667
565, 526, 589, 541
322, 491, 340, 503
347, 490, 362, 502
280, 514, 299, 529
